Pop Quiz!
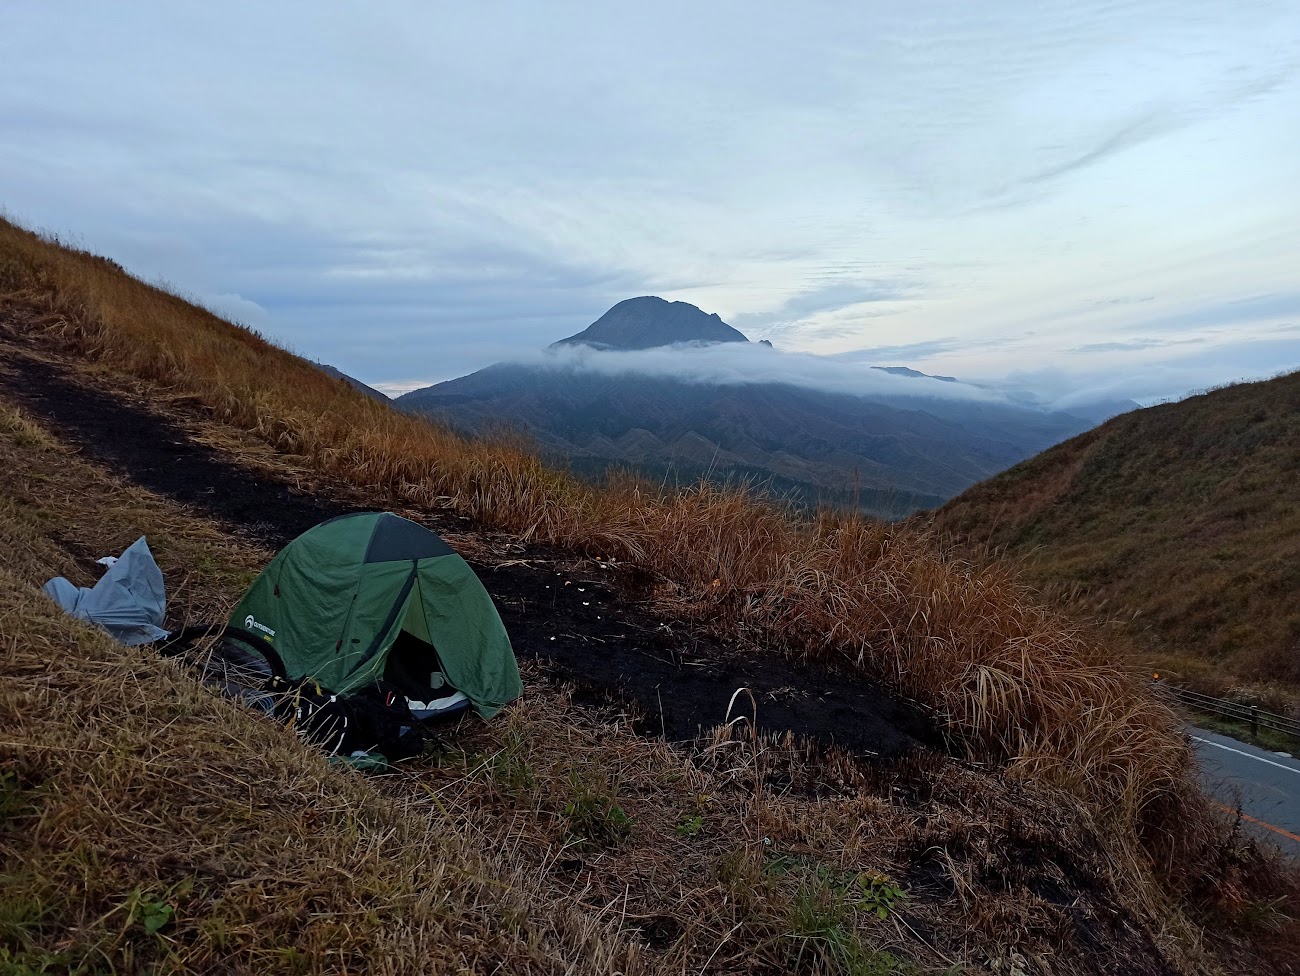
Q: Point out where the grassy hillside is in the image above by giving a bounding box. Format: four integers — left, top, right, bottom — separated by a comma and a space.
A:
7, 358, 1280, 974
935, 372, 1300, 694
2, 216, 1299, 970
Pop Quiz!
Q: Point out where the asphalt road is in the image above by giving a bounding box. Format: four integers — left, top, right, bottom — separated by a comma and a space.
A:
1191, 727, 1300, 857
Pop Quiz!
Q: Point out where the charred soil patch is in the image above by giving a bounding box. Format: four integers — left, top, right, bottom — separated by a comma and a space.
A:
0, 346, 937, 758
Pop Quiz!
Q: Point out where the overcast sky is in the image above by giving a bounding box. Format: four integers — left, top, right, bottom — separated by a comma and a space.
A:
3, 1, 1298, 402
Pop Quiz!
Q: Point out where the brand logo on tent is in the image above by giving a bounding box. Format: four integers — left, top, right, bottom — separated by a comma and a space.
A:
245, 614, 276, 638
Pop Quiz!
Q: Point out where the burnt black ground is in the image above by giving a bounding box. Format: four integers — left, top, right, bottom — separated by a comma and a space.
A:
0, 348, 939, 758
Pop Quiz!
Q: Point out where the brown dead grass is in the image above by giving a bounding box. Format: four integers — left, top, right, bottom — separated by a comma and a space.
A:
2, 218, 1300, 971
3, 367, 1299, 974
0, 407, 645, 972
0, 577, 664, 975
0, 409, 1202, 974
932, 370, 1300, 702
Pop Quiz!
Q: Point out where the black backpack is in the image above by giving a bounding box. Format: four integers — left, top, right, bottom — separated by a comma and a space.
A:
158, 625, 434, 760
268, 677, 428, 758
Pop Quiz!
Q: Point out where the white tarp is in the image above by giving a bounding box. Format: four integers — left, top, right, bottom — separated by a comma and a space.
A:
43, 536, 169, 646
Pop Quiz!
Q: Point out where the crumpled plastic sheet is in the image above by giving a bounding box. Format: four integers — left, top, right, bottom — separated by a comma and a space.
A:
43, 536, 170, 646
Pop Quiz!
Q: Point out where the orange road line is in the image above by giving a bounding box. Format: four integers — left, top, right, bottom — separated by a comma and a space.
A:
1214, 803, 1300, 845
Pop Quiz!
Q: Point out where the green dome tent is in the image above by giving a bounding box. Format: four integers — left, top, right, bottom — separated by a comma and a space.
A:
229, 512, 522, 720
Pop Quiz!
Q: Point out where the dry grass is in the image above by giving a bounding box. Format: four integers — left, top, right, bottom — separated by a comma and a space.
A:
0, 406, 648, 973
933, 370, 1300, 701
2, 362, 1298, 974
0, 396, 643, 974
0, 574, 1163, 976
0, 574, 665, 975
3, 218, 1300, 970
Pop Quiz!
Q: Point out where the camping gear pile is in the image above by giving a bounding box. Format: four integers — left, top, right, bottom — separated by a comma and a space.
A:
52, 513, 522, 762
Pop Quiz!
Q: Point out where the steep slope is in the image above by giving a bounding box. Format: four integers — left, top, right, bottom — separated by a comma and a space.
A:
7, 382, 1286, 975
936, 370, 1300, 686
554, 295, 749, 349
316, 362, 388, 400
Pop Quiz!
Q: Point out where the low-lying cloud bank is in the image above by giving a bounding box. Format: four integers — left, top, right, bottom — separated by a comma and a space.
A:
503, 342, 1008, 404
387, 324, 1299, 411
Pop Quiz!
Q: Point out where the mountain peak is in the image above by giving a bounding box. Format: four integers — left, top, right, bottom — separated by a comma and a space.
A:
553, 296, 749, 351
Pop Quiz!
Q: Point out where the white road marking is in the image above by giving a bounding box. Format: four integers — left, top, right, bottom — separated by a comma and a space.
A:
1191, 735, 1300, 777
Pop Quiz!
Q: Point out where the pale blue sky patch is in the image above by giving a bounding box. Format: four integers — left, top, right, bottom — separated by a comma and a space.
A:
1, 0, 1297, 402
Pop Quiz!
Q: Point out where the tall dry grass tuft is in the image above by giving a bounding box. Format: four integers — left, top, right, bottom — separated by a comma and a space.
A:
0, 218, 1231, 884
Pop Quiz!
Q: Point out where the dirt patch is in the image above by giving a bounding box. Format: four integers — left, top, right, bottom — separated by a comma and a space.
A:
0, 346, 939, 758
0, 351, 361, 546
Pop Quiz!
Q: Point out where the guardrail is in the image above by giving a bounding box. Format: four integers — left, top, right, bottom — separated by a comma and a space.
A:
1155, 682, 1300, 742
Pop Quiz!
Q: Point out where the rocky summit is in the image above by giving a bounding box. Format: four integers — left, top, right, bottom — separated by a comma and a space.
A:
552, 296, 750, 350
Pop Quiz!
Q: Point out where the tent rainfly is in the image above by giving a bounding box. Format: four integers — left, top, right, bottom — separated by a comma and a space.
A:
229, 512, 522, 719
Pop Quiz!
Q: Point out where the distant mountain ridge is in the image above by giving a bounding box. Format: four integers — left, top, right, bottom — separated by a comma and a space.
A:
395, 297, 1109, 517
874, 365, 958, 383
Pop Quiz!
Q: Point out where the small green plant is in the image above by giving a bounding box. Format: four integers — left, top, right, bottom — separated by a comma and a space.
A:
848, 872, 907, 920
121, 879, 192, 938
136, 898, 173, 936
485, 750, 536, 795
755, 853, 912, 974
272, 946, 311, 975
562, 768, 632, 845
0, 878, 53, 949
787, 875, 906, 976
675, 814, 704, 837
1239, 895, 1293, 932
768, 856, 908, 921
0, 770, 37, 823
124, 888, 173, 936
0, 945, 76, 976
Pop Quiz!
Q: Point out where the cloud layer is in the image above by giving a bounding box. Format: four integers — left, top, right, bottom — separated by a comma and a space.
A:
503, 343, 1005, 404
